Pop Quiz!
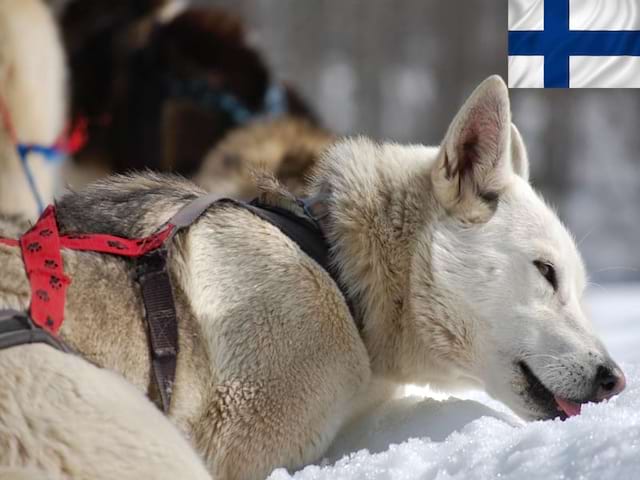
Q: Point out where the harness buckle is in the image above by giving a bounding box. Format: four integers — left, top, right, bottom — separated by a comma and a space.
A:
0, 309, 72, 353
135, 248, 168, 279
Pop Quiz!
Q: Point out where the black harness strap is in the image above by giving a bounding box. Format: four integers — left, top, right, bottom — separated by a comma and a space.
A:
240, 199, 359, 329
136, 248, 178, 412
0, 192, 354, 416
0, 309, 71, 352
245, 201, 331, 272
136, 193, 223, 413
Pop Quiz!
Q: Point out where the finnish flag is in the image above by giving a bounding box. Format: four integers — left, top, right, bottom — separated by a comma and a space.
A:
509, 0, 640, 88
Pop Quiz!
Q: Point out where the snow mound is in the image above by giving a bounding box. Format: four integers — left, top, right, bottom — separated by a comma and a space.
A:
271, 365, 640, 480
269, 286, 640, 480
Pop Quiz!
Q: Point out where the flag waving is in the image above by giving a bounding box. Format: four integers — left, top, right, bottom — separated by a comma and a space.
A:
509, 0, 640, 88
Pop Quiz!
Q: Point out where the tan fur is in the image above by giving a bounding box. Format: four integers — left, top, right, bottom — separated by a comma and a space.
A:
0, 467, 49, 480
0, 0, 67, 219
0, 343, 211, 479
308, 139, 477, 386
196, 116, 334, 199
0, 188, 373, 479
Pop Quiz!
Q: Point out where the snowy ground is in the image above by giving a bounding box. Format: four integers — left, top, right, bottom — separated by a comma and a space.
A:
269, 284, 640, 479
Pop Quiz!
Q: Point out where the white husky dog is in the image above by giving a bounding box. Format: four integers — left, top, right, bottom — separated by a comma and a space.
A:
0, 76, 625, 479
0, 0, 67, 219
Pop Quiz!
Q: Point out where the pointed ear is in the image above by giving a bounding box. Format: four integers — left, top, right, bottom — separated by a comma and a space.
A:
432, 75, 513, 223
510, 123, 530, 181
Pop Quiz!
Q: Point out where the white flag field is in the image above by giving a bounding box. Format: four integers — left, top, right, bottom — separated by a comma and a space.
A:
508, 0, 640, 88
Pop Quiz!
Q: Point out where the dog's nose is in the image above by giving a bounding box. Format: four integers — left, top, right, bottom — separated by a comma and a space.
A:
592, 364, 626, 402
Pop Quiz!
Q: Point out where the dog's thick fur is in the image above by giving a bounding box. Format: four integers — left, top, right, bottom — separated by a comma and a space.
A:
0, 344, 211, 479
0, 0, 67, 219
196, 116, 335, 198
0, 76, 623, 479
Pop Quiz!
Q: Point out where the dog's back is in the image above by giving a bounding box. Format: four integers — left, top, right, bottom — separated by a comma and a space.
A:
0, 343, 211, 479
0, 172, 374, 479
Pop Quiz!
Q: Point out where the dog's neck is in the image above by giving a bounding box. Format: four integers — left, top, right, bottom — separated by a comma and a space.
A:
310, 140, 443, 382
310, 140, 482, 387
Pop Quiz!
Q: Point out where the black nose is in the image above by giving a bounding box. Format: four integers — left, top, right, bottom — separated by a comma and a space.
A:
592, 364, 626, 402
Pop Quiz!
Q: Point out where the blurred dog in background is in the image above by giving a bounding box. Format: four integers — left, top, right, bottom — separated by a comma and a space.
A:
0, 0, 68, 220
61, 0, 329, 197
0, 0, 331, 220
196, 116, 334, 198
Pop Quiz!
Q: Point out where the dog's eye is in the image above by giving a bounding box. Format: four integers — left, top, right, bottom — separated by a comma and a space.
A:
534, 260, 557, 291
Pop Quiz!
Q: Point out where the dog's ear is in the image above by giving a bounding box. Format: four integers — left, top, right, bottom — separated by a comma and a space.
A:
432, 75, 513, 223
510, 123, 530, 181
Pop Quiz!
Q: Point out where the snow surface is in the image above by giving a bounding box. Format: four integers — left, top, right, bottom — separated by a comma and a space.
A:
269, 284, 640, 479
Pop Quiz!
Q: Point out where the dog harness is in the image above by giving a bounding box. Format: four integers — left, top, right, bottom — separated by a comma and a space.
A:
0, 193, 353, 413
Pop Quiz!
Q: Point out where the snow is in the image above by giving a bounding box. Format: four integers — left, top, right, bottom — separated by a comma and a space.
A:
269, 284, 640, 479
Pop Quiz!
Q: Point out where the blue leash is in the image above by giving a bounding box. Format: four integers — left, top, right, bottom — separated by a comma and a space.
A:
166, 77, 289, 125
16, 143, 64, 215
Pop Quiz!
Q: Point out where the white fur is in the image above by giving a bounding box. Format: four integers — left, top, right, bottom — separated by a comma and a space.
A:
0, 0, 67, 219
427, 77, 611, 419
310, 76, 622, 424
0, 344, 211, 480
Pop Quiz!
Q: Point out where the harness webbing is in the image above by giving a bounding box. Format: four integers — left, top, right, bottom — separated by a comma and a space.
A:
19, 206, 70, 334
0, 195, 221, 413
0, 192, 354, 413
0, 310, 71, 352
134, 192, 224, 412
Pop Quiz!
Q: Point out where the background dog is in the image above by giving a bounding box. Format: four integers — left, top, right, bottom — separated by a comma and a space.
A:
0, 0, 67, 220
196, 116, 334, 198
61, 0, 318, 179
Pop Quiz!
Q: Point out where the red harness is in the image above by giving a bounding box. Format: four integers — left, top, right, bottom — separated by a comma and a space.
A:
0, 193, 233, 412
0, 203, 192, 413
0, 193, 355, 413
0, 206, 173, 335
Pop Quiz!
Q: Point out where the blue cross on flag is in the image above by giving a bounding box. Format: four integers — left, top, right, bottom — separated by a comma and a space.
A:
509, 0, 640, 88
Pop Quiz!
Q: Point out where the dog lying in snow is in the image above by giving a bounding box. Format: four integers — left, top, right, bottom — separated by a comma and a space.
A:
0, 76, 625, 479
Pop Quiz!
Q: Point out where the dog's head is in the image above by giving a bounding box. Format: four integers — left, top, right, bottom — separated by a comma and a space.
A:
423, 76, 625, 420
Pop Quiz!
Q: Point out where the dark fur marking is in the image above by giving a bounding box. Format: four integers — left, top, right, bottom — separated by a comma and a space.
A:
54, 173, 204, 239
458, 135, 479, 178
443, 152, 453, 180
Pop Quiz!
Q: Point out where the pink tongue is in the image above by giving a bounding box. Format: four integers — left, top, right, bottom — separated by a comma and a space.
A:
555, 396, 582, 417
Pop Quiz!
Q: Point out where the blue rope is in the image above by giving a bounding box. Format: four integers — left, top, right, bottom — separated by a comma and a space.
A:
16, 143, 64, 215
165, 78, 288, 125
263, 84, 288, 117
